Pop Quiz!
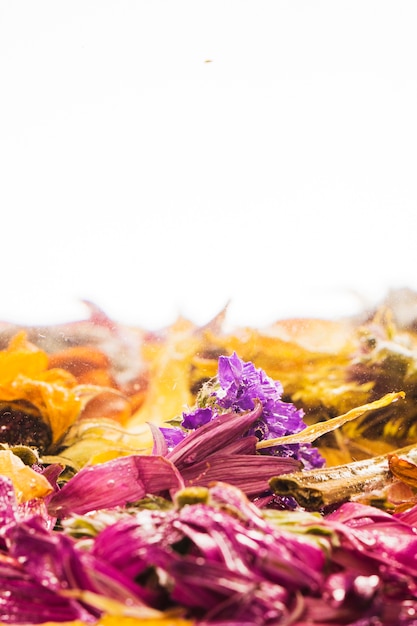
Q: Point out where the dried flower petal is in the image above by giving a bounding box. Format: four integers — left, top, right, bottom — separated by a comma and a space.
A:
47, 455, 184, 517
0, 450, 53, 503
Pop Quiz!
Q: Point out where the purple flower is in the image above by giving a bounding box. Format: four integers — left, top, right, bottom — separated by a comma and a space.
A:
170, 352, 325, 471
182, 407, 214, 430
217, 352, 284, 413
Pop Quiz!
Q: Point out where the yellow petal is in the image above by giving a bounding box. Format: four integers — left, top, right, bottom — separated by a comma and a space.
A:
13, 618, 194, 626
389, 453, 417, 489
57, 589, 194, 625
257, 391, 405, 450
55, 419, 154, 467
0, 449, 53, 503
128, 318, 199, 428
8, 375, 82, 444
0, 331, 48, 385
97, 617, 193, 626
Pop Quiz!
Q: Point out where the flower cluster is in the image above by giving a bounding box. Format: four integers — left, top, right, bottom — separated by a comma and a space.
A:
162, 352, 325, 470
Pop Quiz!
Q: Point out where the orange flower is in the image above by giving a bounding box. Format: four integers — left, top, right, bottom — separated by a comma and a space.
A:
0, 332, 82, 445
0, 332, 134, 452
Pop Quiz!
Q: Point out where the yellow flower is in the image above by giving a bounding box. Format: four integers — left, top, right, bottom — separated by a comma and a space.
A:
0, 332, 83, 446
0, 332, 152, 467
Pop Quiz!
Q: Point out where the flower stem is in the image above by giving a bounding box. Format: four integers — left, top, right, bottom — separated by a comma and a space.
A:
270, 441, 417, 510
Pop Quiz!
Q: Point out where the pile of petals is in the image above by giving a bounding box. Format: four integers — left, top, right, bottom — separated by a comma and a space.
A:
3, 473, 417, 625
4, 340, 417, 626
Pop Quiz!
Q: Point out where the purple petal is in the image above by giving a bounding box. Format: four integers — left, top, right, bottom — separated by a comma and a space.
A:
182, 406, 214, 430
218, 351, 243, 388
159, 426, 186, 449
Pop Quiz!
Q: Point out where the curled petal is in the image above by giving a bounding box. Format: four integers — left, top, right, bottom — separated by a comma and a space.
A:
48, 455, 183, 517
167, 403, 263, 470
181, 454, 301, 496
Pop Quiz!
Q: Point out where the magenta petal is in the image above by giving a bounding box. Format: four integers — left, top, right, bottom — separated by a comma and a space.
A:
2, 518, 150, 621
0, 578, 95, 624
167, 402, 263, 470
0, 476, 18, 527
219, 435, 258, 456
148, 421, 168, 456
47, 455, 183, 517
181, 454, 301, 496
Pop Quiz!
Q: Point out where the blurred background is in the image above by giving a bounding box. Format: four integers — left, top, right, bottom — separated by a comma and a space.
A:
1, 1, 416, 329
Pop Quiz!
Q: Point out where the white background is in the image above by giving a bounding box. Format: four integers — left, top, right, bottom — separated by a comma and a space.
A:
1, 1, 416, 329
